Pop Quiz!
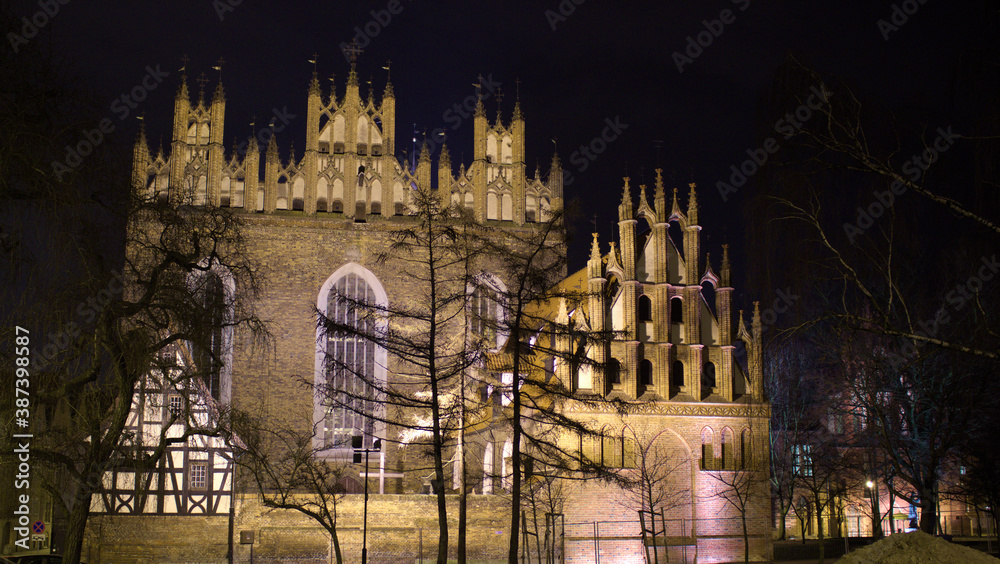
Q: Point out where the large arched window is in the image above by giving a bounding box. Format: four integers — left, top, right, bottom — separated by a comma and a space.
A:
188, 261, 235, 404
469, 273, 507, 351
315, 264, 388, 452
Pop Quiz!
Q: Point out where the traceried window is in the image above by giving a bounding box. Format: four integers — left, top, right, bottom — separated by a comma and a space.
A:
195, 272, 226, 400
316, 264, 387, 452
469, 273, 506, 351
188, 262, 234, 404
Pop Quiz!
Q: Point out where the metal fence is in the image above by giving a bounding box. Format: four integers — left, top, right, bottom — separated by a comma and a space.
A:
231, 516, 767, 564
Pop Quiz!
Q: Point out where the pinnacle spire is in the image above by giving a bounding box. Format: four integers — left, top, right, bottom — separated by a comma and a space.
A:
721, 244, 731, 287
590, 232, 601, 261
687, 182, 699, 225
618, 177, 633, 221
671, 186, 682, 217
309, 68, 320, 96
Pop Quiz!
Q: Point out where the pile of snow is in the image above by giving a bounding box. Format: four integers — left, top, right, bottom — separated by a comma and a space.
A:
838, 531, 999, 564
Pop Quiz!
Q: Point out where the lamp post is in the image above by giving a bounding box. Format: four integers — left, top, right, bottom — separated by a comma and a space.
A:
865, 479, 883, 539
353, 435, 382, 564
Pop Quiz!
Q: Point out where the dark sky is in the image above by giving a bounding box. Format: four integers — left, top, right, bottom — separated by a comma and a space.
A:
16, 0, 983, 281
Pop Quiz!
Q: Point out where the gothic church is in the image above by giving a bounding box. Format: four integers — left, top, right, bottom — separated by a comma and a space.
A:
81, 61, 771, 564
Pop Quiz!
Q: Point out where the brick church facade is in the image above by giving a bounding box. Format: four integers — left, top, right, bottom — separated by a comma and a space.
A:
81, 62, 772, 563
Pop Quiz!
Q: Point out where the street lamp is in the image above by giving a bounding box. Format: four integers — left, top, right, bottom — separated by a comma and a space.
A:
865, 479, 882, 539
353, 435, 382, 564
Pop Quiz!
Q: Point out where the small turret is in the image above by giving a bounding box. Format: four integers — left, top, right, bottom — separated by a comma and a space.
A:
618, 177, 633, 221
654, 168, 666, 223
132, 120, 150, 194
687, 182, 699, 226
438, 144, 452, 205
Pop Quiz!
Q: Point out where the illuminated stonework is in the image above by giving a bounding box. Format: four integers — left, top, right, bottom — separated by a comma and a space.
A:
548, 175, 773, 563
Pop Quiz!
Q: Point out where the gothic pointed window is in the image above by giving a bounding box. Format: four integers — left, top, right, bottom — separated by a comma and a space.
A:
188, 262, 234, 405
469, 273, 507, 351
315, 264, 387, 453
700, 427, 714, 470
195, 272, 225, 401
740, 429, 752, 469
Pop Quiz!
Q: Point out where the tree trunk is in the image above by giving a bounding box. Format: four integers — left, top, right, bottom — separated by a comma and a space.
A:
919, 483, 937, 534
507, 379, 522, 563
458, 391, 467, 563
63, 488, 94, 564
815, 499, 825, 564
332, 529, 343, 564
779, 504, 789, 540
742, 512, 750, 564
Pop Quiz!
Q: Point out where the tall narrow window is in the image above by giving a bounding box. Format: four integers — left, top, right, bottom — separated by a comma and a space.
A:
670, 296, 683, 324
194, 272, 225, 401
740, 429, 752, 469
316, 264, 387, 452
721, 428, 734, 470
470, 273, 506, 351
702, 362, 717, 389
607, 358, 621, 385
188, 262, 233, 405
639, 359, 653, 386
638, 295, 652, 322
672, 360, 685, 387
700, 427, 714, 470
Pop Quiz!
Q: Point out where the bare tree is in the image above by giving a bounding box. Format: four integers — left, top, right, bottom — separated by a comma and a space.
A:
315, 183, 486, 563
620, 427, 689, 564
753, 54, 1000, 534
232, 411, 349, 564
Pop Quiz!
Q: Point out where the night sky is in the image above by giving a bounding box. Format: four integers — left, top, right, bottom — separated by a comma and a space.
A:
13, 0, 983, 288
